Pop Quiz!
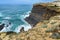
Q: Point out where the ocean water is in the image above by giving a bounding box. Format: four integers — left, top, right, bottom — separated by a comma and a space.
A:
0, 5, 32, 33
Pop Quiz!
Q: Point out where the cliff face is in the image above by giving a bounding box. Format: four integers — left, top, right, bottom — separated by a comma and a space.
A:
25, 4, 60, 26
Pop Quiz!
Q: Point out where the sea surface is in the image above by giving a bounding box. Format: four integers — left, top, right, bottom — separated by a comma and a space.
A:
0, 4, 32, 33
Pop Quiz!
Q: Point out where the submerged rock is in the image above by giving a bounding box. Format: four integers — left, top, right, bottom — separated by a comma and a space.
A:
20, 27, 24, 32
0, 21, 12, 31
0, 24, 5, 31
6, 22, 11, 27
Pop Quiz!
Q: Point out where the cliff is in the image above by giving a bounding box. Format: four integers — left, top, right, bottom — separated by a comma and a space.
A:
25, 4, 60, 26
0, 3, 60, 40
0, 15, 60, 40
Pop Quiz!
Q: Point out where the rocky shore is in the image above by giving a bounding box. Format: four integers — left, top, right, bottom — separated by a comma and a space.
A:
0, 3, 60, 40
0, 15, 60, 40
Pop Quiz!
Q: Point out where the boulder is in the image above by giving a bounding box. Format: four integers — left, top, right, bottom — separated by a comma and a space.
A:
20, 27, 24, 32
0, 24, 5, 31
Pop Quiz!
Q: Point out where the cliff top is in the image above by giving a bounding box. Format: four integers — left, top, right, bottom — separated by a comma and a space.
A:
33, 3, 60, 12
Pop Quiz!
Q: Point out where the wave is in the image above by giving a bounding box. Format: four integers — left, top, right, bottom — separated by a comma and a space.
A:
14, 24, 32, 33
0, 11, 32, 33
14, 17, 32, 33
0, 24, 13, 32
2, 16, 12, 20
24, 11, 31, 18
14, 11, 32, 33
0, 20, 13, 32
20, 11, 31, 19
0, 12, 3, 17
0, 9, 12, 13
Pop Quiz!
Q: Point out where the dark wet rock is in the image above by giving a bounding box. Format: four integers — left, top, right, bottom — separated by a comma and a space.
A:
6, 22, 11, 27
0, 22, 12, 31
6, 31, 16, 35
9, 22, 11, 25
0, 24, 5, 31
6, 25, 9, 27
20, 27, 24, 32
25, 4, 60, 26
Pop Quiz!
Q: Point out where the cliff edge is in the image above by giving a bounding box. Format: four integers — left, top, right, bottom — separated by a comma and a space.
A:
25, 3, 60, 26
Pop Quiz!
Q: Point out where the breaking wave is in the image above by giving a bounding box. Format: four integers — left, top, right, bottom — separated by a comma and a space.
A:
0, 11, 32, 33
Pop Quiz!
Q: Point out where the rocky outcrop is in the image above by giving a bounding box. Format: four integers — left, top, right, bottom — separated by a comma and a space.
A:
25, 4, 60, 26
0, 22, 11, 31
0, 24, 5, 31
20, 27, 24, 32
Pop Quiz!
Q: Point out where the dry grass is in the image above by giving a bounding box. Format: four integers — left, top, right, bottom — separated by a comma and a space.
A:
0, 15, 60, 40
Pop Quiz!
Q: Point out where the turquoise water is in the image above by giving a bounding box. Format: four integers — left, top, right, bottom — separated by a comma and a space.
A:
0, 5, 32, 33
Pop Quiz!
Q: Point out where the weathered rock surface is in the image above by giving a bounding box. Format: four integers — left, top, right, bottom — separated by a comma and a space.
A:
25, 4, 60, 26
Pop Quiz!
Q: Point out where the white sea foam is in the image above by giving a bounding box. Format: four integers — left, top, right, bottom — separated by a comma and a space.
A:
14, 11, 32, 33
26, 11, 31, 14
24, 11, 31, 18
14, 19, 32, 33
1, 20, 9, 25
20, 11, 31, 19
14, 25, 23, 33
0, 11, 32, 33
3, 16, 11, 19
0, 21, 13, 32
0, 12, 3, 17
14, 24, 32, 33
0, 24, 13, 32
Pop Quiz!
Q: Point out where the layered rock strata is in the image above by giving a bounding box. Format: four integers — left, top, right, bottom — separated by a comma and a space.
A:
25, 4, 60, 26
